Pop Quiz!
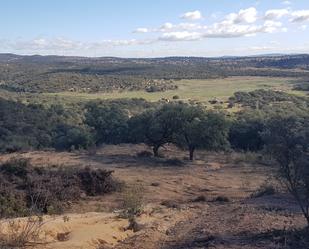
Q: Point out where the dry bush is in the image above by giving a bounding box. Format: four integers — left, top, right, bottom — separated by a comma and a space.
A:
0, 157, 119, 218
56, 230, 71, 242
0, 216, 44, 248
121, 184, 144, 219
77, 166, 119, 196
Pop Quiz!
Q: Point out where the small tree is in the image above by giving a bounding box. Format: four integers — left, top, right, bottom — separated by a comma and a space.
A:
229, 110, 266, 151
85, 103, 129, 145
262, 115, 309, 226
174, 107, 230, 160
128, 104, 184, 157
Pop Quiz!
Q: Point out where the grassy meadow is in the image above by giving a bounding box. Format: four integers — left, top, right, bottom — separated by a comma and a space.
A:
44, 76, 300, 103
1, 76, 303, 106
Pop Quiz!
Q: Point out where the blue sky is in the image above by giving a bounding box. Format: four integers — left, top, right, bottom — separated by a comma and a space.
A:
1, 0, 309, 57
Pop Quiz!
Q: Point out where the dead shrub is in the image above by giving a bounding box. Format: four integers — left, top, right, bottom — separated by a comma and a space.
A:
0, 216, 44, 248
77, 166, 118, 196
121, 184, 144, 219
56, 231, 71, 242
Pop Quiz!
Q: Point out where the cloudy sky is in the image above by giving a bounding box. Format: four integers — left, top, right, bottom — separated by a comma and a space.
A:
1, 0, 309, 57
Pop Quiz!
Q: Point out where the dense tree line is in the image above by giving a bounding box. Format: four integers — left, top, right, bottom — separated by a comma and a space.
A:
0, 90, 309, 159
0, 98, 230, 159
0, 89, 308, 161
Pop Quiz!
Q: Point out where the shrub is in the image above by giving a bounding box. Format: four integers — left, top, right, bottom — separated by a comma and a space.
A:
121, 184, 144, 219
0, 158, 118, 218
0, 216, 44, 248
77, 167, 118, 196
262, 115, 309, 225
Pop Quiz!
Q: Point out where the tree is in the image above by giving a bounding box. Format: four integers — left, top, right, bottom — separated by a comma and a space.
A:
52, 124, 93, 151
262, 115, 309, 226
229, 110, 265, 151
85, 103, 129, 145
128, 104, 184, 157
174, 106, 230, 160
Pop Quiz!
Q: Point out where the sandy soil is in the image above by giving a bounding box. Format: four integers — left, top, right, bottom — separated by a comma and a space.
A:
0, 144, 306, 249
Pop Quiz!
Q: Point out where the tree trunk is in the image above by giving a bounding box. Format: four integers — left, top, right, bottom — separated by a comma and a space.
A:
189, 147, 195, 161
153, 145, 159, 157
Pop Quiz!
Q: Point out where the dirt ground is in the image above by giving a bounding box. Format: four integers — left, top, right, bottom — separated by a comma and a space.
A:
0, 144, 306, 249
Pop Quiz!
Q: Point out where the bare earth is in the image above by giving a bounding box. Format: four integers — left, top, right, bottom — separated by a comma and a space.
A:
0, 144, 306, 249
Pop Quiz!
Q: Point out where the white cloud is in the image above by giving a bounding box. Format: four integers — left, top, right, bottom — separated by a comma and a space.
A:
262, 20, 285, 33
225, 7, 258, 24
290, 10, 309, 22
159, 31, 202, 41
181, 10, 203, 21
160, 22, 174, 31
11, 38, 84, 51
134, 7, 287, 41
265, 9, 289, 20
282, 1, 292, 5
249, 45, 275, 51
133, 28, 149, 33
300, 24, 307, 30
6, 37, 156, 54
202, 18, 284, 39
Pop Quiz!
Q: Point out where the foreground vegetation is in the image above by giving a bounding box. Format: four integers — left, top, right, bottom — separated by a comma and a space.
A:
0, 157, 119, 218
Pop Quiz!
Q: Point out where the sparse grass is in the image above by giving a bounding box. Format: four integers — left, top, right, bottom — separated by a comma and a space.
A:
230, 151, 261, 165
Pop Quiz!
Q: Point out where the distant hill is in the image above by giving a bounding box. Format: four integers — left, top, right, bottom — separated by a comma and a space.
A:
0, 53, 309, 93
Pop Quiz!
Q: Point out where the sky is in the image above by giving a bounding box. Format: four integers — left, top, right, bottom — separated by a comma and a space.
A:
0, 0, 309, 57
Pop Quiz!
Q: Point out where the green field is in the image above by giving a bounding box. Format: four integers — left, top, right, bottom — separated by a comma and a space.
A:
42, 76, 301, 103
2, 76, 303, 105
